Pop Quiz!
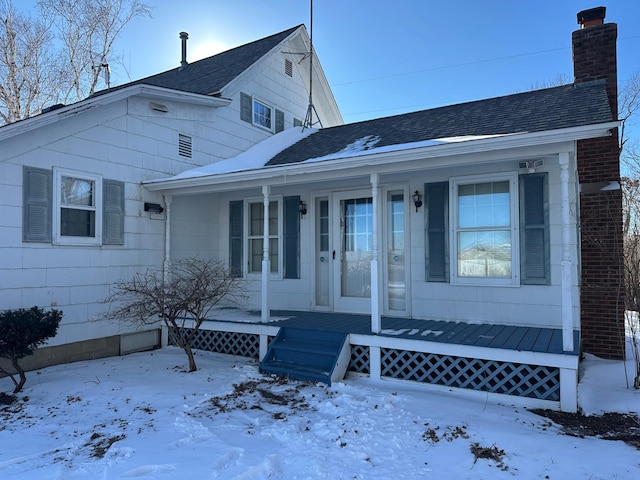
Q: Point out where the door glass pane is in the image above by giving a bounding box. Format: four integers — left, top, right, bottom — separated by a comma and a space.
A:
341, 197, 372, 298
387, 192, 405, 311
316, 198, 330, 306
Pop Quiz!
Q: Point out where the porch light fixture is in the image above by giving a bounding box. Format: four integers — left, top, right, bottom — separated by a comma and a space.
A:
412, 190, 423, 212
144, 202, 164, 214
299, 200, 308, 217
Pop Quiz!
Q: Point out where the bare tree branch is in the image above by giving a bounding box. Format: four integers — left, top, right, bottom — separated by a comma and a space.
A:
102, 258, 246, 372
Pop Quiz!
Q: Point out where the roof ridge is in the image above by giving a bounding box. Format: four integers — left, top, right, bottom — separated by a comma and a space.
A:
92, 24, 304, 98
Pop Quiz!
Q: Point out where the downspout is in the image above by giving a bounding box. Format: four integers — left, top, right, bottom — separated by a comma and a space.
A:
261, 185, 271, 322
559, 153, 575, 352
370, 173, 381, 333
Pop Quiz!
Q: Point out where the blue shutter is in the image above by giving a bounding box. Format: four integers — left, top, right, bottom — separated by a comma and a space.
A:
283, 196, 300, 279
275, 109, 285, 133
229, 200, 244, 277
240, 93, 252, 123
103, 179, 125, 245
425, 182, 449, 282
23, 166, 52, 242
519, 173, 550, 285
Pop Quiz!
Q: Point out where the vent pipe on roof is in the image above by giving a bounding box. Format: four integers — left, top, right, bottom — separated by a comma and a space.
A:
179, 32, 189, 70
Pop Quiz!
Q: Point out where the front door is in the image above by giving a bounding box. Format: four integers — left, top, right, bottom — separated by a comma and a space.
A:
333, 190, 373, 313
313, 189, 408, 314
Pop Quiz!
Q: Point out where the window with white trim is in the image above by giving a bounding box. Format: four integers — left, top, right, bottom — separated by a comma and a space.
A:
451, 173, 518, 285
252, 99, 273, 130
247, 199, 281, 274
53, 168, 102, 245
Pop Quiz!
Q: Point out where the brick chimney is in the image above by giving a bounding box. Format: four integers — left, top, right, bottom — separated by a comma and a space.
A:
572, 7, 625, 360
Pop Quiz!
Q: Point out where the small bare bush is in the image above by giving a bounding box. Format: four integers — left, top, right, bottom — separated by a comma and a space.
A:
103, 258, 245, 372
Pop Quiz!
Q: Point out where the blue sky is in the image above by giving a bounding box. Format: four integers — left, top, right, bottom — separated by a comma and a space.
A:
21, 0, 640, 124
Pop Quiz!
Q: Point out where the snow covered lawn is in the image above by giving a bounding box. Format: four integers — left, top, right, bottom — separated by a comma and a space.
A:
1, 346, 638, 479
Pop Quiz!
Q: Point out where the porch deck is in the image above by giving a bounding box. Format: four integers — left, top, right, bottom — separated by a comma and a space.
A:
266, 310, 580, 356
172, 308, 581, 411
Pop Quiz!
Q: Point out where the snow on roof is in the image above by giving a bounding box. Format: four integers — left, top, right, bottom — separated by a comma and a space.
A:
149, 130, 509, 184
153, 127, 319, 182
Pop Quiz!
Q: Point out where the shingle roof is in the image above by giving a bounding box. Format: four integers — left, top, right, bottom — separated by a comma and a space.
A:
93, 25, 302, 97
266, 80, 614, 166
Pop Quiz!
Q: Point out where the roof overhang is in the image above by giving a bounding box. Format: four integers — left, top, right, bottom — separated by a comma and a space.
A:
0, 84, 231, 142
145, 120, 620, 195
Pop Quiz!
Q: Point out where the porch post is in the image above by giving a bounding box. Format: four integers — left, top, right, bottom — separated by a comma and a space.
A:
559, 153, 574, 352
161, 195, 172, 347
370, 173, 382, 333
163, 195, 172, 277
261, 185, 271, 323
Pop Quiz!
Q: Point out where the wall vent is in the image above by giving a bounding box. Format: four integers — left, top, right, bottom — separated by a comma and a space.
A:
178, 133, 192, 158
285, 58, 293, 77
150, 102, 168, 113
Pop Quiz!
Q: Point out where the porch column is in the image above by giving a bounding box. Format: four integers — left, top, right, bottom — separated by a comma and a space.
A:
261, 185, 271, 323
559, 153, 574, 352
370, 173, 382, 333
163, 195, 172, 277
161, 195, 172, 347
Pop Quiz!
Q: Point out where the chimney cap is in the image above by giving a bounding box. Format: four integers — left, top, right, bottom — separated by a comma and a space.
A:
577, 6, 606, 27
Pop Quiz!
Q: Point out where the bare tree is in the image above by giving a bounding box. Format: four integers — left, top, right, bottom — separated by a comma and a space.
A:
0, 0, 60, 124
0, 0, 151, 125
103, 258, 245, 372
39, 0, 152, 101
619, 71, 640, 388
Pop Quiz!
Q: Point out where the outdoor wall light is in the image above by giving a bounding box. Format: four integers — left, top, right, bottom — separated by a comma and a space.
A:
299, 201, 308, 217
144, 202, 164, 214
412, 190, 423, 212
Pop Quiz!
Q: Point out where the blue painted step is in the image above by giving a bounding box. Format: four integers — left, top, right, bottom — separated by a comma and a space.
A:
259, 327, 351, 385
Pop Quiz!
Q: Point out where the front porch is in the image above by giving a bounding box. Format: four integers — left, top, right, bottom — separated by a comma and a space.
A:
168, 309, 580, 412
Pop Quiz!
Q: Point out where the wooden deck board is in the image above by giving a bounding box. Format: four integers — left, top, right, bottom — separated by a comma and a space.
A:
238, 310, 580, 356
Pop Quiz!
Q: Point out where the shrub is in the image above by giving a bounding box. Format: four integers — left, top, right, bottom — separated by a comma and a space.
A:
0, 306, 62, 393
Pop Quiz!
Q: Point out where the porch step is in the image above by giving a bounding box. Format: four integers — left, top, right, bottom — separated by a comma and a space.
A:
259, 327, 350, 385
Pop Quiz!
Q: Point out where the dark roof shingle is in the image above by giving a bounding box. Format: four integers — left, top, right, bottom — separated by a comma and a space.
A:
267, 80, 614, 166
93, 25, 302, 97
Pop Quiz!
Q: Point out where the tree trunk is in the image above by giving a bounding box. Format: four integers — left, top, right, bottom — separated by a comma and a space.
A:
184, 344, 197, 372
11, 357, 26, 394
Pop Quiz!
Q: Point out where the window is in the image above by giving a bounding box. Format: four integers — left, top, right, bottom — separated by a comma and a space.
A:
54, 169, 102, 245
239, 92, 285, 133
229, 196, 300, 279
452, 174, 517, 284
425, 172, 548, 286
248, 200, 280, 273
253, 99, 272, 130
23, 166, 124, 246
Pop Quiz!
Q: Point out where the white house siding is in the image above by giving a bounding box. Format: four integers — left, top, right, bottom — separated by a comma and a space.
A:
0, 94, 273, 352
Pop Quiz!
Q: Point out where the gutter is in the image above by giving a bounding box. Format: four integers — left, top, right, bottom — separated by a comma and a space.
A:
0, 85, 231, 143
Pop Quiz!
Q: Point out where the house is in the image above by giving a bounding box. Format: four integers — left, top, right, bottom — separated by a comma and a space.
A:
142, 7, 623, 412
0, 25, 342, 369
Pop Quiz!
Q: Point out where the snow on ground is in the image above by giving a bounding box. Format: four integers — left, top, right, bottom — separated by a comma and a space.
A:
1, 343, 638, 479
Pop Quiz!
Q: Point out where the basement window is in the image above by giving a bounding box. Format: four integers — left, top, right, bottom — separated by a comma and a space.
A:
178, 134, 192, 158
